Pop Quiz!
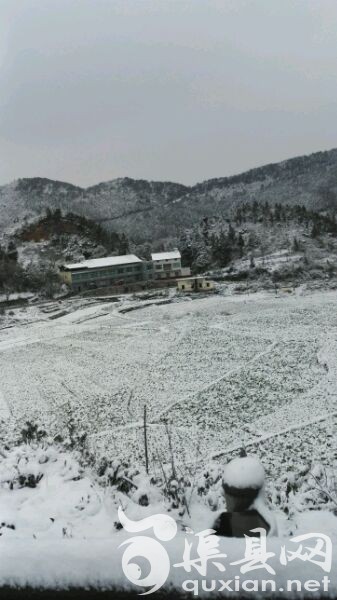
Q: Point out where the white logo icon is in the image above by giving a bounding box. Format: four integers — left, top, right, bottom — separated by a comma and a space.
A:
118, 507, 177, 595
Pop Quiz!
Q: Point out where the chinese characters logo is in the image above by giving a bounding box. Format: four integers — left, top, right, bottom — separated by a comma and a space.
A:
118, 508, 332, 595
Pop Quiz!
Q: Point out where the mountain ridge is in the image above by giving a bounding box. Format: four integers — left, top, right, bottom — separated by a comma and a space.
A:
1, 148, 337, 244
4, 146, 337, 190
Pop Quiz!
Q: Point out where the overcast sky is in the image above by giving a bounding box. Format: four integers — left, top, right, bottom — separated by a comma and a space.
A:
1, 0, 337, 187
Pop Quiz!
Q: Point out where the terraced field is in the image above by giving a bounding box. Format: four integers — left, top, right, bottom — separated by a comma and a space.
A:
0, 288, 336, 479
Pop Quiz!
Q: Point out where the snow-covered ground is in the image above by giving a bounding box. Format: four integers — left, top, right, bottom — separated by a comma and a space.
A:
1, 288, 337, 595
0, 442, 336, 596
1, 288, 335, 464
225, 249, 303, 273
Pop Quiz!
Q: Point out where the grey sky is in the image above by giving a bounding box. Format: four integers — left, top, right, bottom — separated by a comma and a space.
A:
1, 0, 337, 187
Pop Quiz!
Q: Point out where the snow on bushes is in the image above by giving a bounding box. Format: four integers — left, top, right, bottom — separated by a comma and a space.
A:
1, 420, 337, 547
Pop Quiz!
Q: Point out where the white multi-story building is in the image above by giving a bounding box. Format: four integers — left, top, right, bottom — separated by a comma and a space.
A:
151, 250, 190, 280
59, 254, 154, 292
59, 249, 191, 291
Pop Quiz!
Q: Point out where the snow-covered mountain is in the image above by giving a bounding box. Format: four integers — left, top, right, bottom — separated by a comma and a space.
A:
0, 177, 188, 242
1, 148, 337, 243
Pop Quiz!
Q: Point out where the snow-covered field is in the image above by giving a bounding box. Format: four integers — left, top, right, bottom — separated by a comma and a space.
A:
1, 287, 337, 595
1, 288, 336, 467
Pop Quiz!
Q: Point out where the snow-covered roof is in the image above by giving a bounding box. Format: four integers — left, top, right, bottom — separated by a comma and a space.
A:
178, 276, 209, 281
151, 250, 181, 261
64, 254, 142, 271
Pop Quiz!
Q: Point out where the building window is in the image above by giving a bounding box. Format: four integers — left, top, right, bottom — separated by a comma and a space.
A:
207, 282, 210, 287
181, 285, 185, 290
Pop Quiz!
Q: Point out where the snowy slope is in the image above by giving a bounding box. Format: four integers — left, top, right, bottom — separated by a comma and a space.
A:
1, 289, 337, 594
1, 148, 337, 243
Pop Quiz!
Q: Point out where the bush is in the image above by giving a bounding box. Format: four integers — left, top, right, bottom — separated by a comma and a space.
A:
20, 421, 47, 444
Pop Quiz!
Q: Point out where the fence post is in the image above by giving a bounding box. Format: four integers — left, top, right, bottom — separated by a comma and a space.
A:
144, 405, 149, 474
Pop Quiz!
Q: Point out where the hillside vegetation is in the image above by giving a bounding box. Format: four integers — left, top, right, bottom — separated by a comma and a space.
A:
0, 211, 129, 298
1, 148, 337, 296
1, 148, 337, 245
180, 201, 337, 283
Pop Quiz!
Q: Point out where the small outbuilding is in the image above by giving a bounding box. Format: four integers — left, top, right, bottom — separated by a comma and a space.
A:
177, 276, 214, 292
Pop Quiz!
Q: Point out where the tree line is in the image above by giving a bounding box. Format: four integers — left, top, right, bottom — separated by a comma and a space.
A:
179, 201, 337, 272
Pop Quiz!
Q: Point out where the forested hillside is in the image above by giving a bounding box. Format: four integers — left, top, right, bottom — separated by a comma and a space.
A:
1, 149, 337, 246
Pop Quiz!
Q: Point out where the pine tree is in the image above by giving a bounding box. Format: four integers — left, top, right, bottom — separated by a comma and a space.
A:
118, 233, 130, 255
228, 222, 236, 244
235, 208, 242, 226
311, 221, 321, 238
179, 231, 194, 267
251, 200, 259, 223
53, 208, 62, 221
292, 237, 300, 252
237, 233, 245, 257
7, 241, 18, 262
212, 230, 232, 267
201, 217, 210, 243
